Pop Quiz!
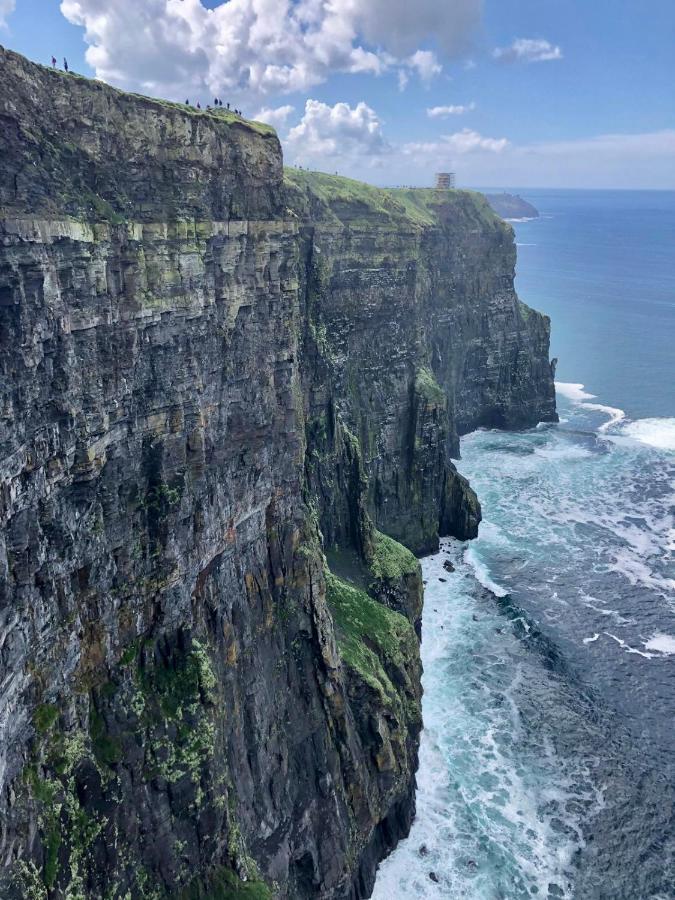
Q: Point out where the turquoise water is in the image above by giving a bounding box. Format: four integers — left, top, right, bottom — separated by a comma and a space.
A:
373, 191, 675, 899
514, 189, 675, 420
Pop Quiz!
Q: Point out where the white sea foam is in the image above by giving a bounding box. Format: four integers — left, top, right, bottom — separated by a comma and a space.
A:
534, 444, 594, 461
555, 382, 627, 432
554, 382, 596, 402
374, 550, 584, 900
578, 595, 634, 626
556, 382, 674, 449
464, 545, 509, 597
621, 417, 675, 451
667, 527, 675, 553
644, 633, 675, 655
608, 548, 675, 597
583, 402, 626, 432
583, 634, 600, 644
604, 632, 657, 659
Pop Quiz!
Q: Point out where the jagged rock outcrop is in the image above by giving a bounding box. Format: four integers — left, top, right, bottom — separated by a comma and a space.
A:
0, 47, 556, 899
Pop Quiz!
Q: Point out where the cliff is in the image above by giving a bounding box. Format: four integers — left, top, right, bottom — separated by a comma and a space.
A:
0, 47, 556, 899
484, 193, 539, 220
287, 172, 556, 556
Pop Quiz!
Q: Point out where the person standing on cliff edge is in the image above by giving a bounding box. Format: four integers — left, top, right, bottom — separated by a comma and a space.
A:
63, 57, 68, 72
51, 56, 56, 68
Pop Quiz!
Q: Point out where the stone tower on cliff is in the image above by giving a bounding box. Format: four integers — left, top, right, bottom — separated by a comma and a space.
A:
435, 171, 456, 189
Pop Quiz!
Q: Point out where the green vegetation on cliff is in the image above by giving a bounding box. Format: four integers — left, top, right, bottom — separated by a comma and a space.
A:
415, 366, 446, 407
369, 531, 420, 583
3, 48, 275, 138
390, 185, 497, 228
284, 168, 500, 230
1, 45, 556, 900
181, 867, 272, 900
326, 571, 419, 717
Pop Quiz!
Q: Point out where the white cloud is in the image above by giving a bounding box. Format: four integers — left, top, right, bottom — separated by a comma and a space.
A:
387, 129, 675, 189
0, 0, 15, 28
404, 129, 509, 158
471, 129, 675, 188
348, 0, 482, 57
253, 104, 295, 131
427, 102, 475, 118
448, 129, 505, 153
493, 38, 563, 64
406, 50, 442, 83
60, 0, 480, 102
517, 130, 675, 159
269, 103, 674, 188
285, 99, 387, 165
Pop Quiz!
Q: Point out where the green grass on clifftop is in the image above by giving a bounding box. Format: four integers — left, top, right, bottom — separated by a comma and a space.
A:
285, 168, 428, 225
284, 168, 502, 230
1, 46, 276, 138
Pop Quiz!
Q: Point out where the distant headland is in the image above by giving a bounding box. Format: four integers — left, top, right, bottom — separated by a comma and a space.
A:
484, 193, 539, 220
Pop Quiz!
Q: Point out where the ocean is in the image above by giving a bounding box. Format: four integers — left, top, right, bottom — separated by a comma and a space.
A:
372, 190, 675, 899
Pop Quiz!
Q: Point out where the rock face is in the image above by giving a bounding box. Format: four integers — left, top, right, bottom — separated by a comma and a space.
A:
484, 193, 539, 220
0, 48, 556, 899
288, 173, 556, 555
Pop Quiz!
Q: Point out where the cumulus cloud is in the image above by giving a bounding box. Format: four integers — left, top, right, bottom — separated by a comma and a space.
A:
277, 107, 674, 188
397, 130, 675, 189
478, 130, 675, 188
427, 102, 475, 117
404, 128, 509, 158
0, 0, 15, 28
493, 38, 563, 63
406, 50, 443, 83
60, 0, 480, 102
349, 0, 482, 57
285, 99, 387, 165
253, 104, 295, 131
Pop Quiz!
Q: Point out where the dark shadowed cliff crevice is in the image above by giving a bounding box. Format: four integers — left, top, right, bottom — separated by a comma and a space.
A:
0, 47, 555, 899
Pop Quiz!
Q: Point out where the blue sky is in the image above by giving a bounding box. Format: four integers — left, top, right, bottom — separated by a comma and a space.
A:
1, 0, 674, 188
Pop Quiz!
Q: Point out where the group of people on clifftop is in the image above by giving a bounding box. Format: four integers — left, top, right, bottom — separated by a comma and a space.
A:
184, 98, 243, 116
50, 55, 244, 118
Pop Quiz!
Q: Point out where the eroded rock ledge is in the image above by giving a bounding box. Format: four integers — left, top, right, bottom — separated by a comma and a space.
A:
0, 47, 556, 898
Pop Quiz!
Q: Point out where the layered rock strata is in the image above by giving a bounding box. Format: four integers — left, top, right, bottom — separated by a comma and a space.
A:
0, 47, 556, 899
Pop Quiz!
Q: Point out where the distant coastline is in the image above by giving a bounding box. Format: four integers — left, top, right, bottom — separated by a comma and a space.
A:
484, 192, 539, 220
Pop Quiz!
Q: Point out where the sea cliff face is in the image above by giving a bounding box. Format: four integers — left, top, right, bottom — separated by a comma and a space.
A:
288, 173, 556, 555
0, 47, 555, 899
484, 193, 539, 221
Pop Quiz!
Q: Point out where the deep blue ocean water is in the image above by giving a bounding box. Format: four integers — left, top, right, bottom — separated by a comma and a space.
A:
373, 190, 675, 899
